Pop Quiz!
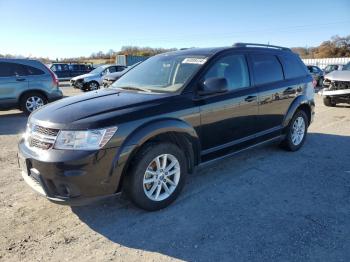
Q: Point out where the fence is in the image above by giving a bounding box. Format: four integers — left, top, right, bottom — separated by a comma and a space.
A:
302, 57, 350, 69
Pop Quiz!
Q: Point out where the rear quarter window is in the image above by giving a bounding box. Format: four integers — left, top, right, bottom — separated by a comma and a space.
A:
279, 53, 308, 79
251, 54, 284, 85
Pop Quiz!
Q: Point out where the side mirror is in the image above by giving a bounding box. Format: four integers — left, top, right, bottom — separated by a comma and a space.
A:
198, 77, 228, 96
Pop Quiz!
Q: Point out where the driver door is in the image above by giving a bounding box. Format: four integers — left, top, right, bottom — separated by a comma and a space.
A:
198, 53, 258, 154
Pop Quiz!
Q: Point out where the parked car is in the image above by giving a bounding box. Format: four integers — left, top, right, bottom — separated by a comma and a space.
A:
324, 64, 343, 74
102, 62, 141, 87
49, 63, 93, 80
0, 58, 62, 115
307, 65, 324, 86
70, 64, 126, 91
320, 62, 350, 106
18, 43, 314, 210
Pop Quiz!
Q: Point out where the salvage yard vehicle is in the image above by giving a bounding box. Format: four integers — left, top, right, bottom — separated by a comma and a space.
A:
70, 64, 126, 91
18, 43, 315, 211
50, 63, 93, 81
102, 62, 141, 87
0, 58, 63, 115
320, 62, 350, 106
324, 64, 342, 74
307, 65, 324, 86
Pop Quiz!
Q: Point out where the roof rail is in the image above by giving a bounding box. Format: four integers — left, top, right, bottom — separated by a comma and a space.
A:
233, 42, 291, 51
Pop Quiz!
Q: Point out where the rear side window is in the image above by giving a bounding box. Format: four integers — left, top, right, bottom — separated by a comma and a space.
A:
251, 54, 283, 85
279, 53, 308, 79
25, 65, 45, 75
0, 62, 27, 77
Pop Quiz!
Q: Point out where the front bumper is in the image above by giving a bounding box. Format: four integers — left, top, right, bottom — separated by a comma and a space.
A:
70, 79, 85, 89
18, 138, 124, 205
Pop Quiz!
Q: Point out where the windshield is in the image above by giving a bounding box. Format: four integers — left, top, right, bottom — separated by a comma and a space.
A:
343, 63, 350, 71
90, 65, 107, 74
111, 54, 208, 92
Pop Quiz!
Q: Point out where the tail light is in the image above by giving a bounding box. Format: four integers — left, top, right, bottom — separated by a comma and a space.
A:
312, 79, 317, 88
45, 65, 59, 88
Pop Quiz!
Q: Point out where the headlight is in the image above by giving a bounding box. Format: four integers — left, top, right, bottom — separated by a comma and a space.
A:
54, 127, 117, 150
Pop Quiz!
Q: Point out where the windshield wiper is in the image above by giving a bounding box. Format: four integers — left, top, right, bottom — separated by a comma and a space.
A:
119, 86, 151, 92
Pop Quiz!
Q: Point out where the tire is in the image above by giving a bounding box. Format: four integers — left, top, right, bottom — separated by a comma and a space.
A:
87, 81, 99, 91
20, 92, 48, 115
124, 143, 187, 211
323, 96, 336, 107
280, 110, 308, 151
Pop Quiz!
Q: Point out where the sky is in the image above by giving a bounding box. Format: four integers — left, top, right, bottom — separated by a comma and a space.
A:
0, 0, 349, 59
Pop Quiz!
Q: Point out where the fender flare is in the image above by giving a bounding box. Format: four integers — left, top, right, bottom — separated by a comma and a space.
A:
108, 118, 200, 192
282, 95, 314, 127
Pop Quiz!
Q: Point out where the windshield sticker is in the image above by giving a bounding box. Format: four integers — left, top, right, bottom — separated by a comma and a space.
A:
182, 58, 207, 64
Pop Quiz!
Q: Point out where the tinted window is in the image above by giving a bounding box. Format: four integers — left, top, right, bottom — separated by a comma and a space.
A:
251, 54, 284, 85
25, 65, 45, 75
116, 66, 126, 72
279, 54, 308, 79
107, 66, 117, 73
204, 54, 250, 90
0, 62, 26, 77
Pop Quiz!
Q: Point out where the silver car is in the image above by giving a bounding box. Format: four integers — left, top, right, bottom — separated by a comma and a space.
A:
70, 64, 126, 91
0, 58, 63, 115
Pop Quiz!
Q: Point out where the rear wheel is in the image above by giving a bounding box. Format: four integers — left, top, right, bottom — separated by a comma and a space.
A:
124, 143, 187, 211
323, 96, 336, 107
20, 92, 47, 115
280, 110, 308, 151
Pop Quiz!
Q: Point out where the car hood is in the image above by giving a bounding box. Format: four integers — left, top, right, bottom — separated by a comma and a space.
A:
71, 73, 96, 80
324, 70, 350, 81
30, 89, 172, 129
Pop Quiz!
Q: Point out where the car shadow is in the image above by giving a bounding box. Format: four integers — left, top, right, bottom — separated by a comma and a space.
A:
0, 111, 27, 135
71, 133, 350, 261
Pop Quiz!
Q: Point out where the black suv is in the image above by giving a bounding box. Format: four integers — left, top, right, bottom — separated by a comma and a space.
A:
50, 63, 93, 80
18, 43, 315, 211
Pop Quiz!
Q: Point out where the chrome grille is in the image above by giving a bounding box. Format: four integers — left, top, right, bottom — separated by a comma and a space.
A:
33, 125, 59, 136
27, 124, 59, 150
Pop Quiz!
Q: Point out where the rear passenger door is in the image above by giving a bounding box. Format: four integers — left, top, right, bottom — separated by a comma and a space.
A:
249, 54, 293, 134
0, 62, 28, 107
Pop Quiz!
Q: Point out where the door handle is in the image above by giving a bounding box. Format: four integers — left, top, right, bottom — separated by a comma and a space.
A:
244, 95, 257, 102
16, 78, 26, 81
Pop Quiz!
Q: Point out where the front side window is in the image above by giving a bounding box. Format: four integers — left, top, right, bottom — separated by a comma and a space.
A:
112, 54, 208, 92
203, 54, 250, 90
251, 54, 284, 85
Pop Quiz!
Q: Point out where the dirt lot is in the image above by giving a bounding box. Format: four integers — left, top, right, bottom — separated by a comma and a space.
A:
1, 86, 350, 262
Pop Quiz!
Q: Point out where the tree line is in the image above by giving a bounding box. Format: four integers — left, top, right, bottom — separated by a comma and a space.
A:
1, 35, 349, 62
291, 35, 350, 58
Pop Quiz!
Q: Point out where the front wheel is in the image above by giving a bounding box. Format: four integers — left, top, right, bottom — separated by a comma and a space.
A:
280, 110, 308, 151
124, 143, 187, 211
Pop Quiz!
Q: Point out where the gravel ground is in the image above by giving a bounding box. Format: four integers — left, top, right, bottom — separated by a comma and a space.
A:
0, 86, 349, 262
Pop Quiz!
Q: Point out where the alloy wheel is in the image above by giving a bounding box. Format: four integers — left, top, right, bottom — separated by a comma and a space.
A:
291, 116, 305, 146
26, 96, 44, 112
143, 154, 181, 201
